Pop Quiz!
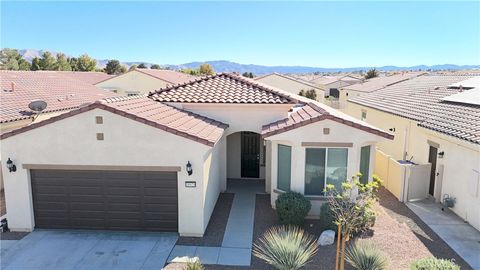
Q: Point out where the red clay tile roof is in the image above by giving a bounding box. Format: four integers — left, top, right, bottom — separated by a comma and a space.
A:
149, 73, 299, 104
348, 75, 480, 144
59, 71, 115, 84
133, 68, 197, 85
262, 102, 393, 139
0, 70, 118, 123
343, 72, 426, 93
1, 95, 228, 146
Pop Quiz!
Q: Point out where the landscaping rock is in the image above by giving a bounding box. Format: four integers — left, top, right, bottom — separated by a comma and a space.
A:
318, 230, 335, 246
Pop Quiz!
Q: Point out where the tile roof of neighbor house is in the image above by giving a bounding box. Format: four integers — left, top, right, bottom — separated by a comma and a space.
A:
1, 95, 229, 146
261, 102, 393, 139
133, 68, 197, 85
149, 73, 300, 104
348, 75, 480, 144
254, 73, 323, 90
59, 71, 115, 84
0, 70, 118, 123
311, 75, 363, 86
343, 72, 426, 93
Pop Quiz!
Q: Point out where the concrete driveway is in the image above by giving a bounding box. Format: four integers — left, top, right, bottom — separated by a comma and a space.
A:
1, 230, 178, 270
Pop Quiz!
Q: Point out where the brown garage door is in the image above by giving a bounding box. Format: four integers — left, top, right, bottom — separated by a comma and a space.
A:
31, 170, 178, 232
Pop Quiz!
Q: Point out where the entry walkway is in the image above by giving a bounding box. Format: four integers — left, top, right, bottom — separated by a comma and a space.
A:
407, 199, 480, 270
168, 179, 264, 266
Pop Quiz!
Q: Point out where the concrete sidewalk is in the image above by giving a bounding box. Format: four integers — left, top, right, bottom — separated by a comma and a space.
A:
407, 200, 480, 270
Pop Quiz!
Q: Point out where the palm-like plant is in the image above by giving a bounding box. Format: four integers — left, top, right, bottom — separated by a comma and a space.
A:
253, 225, 318, 270
345, 241, 388, 270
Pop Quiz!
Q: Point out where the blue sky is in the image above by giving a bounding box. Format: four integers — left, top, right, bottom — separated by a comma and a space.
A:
2, 1, 479, 67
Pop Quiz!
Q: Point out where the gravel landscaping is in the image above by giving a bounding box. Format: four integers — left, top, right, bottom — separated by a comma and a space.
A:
176, 193, 234, 247
165, 187, 471, 270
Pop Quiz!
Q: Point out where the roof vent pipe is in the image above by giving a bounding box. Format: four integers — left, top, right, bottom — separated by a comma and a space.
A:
10, 82, 15, 92
459, 85, 463, 92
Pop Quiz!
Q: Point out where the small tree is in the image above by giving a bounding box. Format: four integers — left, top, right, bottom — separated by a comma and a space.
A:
365, 68, 379, 79
128, 64, 137, 71
39, 51, 57, 70
31, 57, 41, 71
105, 60, 126, 75
326, 174, 382, 270
55, 53, 72, 71
298, 89, 317, 100
242, 72, 254, 78
199, 63, 214, 75
137, 63, 147, 69
150, 64, 161, 69
76, 54, 97, 71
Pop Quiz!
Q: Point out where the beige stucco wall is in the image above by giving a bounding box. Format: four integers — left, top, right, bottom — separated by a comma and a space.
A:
265, 119, 382, 217
345, 101, 480, 231
256, 75, 324, 102
96, 70, 169, 95
0, 108, 218, 236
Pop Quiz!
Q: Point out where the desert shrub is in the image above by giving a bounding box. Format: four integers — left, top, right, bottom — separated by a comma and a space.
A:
185, 259, 204, 270
319, 203, 337, 232
275, 191, 311, 225
345, 241, 388, 270
253, 225, 318, 270
410, 257, 460, 270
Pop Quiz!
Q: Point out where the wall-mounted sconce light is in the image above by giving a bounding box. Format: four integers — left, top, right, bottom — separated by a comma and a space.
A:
186, 161, 193, 176
6, 158, 16, 173
389, 128, 396, 132
438, 151, 445, 158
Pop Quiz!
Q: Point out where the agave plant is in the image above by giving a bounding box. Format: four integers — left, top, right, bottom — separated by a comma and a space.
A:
185, 259, 204, 270
253, 225, 318, 270
345, 241, 388, 270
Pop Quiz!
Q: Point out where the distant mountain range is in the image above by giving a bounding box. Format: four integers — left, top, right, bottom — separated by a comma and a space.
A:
18, 49, 480, 75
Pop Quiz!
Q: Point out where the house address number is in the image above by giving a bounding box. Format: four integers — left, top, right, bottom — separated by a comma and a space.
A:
185, 181, 196, 188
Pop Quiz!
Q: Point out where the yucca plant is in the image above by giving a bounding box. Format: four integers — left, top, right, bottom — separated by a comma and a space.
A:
185, 259, 204, 270
345, 241, 388, 270
253, 225, 318, 270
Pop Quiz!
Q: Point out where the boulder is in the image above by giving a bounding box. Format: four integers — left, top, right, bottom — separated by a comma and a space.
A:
318, 230, 335, 246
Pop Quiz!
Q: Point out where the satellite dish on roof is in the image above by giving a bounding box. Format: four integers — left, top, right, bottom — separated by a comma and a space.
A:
28, 100, 48, 112
28, 100, 48, 123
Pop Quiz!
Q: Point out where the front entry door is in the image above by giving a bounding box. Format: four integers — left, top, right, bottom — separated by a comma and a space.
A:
241, 132, 260, 178
428, 145, 438, 196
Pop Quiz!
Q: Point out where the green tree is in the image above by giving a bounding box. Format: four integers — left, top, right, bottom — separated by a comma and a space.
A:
105, 60, 126, 75
68, 57, 78, 71
242, 72, 254, 78
150, 64, 161, 69
31, 57, 41, 71
128, 64, 137, 71
137, 63, 147, 69
39, 52, 57, 70
0, 49, 31, 70
54, 53, 72, 71
365, 68, 379, 79
76, 54, 97, 71
199, 63, 214, 75
298, 89, 317, 100
181, 68, 199, 76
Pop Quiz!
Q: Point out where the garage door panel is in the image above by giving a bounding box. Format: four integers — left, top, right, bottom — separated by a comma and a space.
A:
143, 179, 177, 188
32, 170, 178, 232
71, 210, 105, 219
106, 187, 140, 195
70, 202, 105, 211
144, 188, 177, 196
69, 195, 104, 203
69, 186, 103, 195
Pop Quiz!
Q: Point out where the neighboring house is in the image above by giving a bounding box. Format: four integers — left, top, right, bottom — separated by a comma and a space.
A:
95, 68, 196, 96
0, 71, 117, 133
311, 75, 363, 97
1, 73, 392, 237
0, 70, 117, 192
59, 71, 115, 85
254, 73, 325, 101
346, 74, 480, 231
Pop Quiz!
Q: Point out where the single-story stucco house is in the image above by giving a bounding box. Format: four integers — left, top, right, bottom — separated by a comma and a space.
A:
95, 68, 196, 96
1, 73, 392, 237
